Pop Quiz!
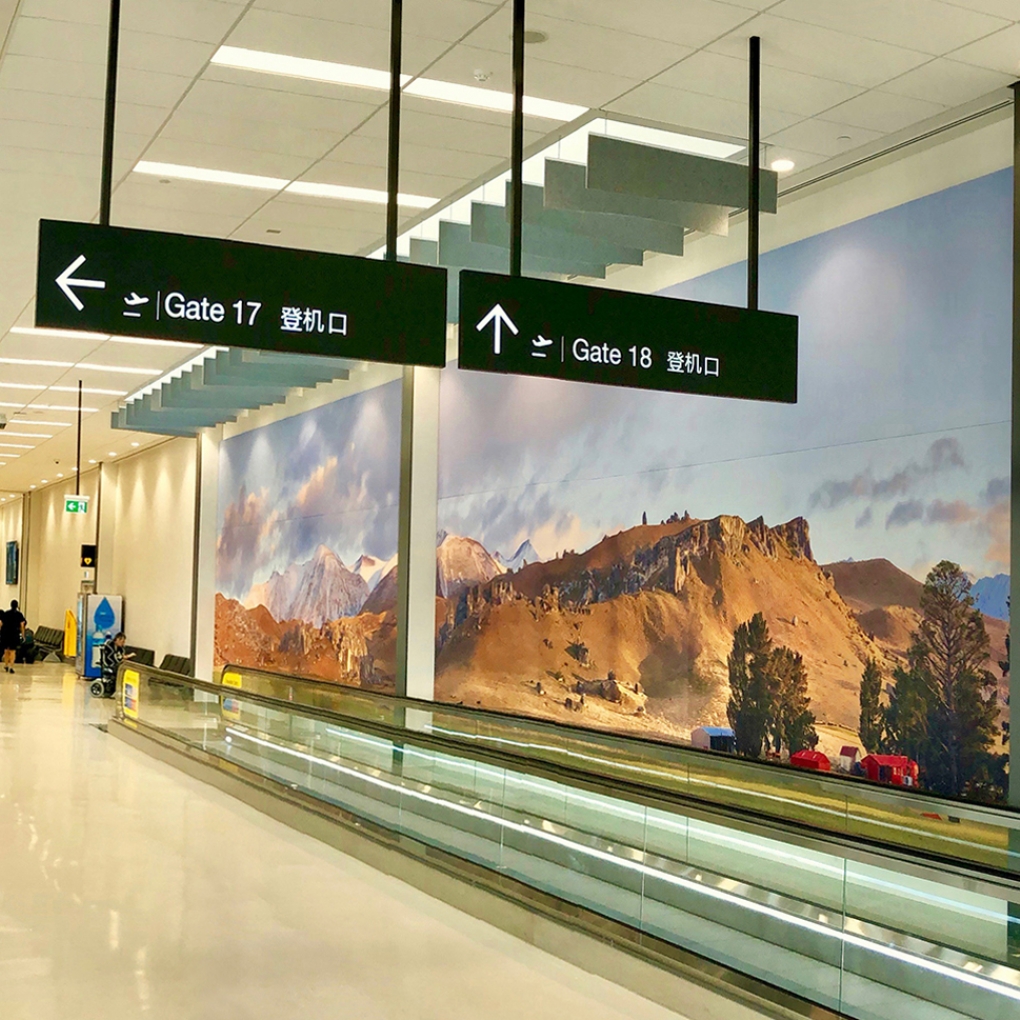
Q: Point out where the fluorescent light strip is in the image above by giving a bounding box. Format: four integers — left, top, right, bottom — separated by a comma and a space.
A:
76, 363, 160, 375
50, 386, 127, 396
135, 161, 437, 208
225, 728, 1020, 1006
286, 180, 435, 209
0, 443, 34, 449
0, 382, 125, 396
11, 419, 71, 427
9, 326, 201, 350
0, 357, 74, 368
0, 402, 99, 413
2, 432, 54, 439
212, 46, 586, 122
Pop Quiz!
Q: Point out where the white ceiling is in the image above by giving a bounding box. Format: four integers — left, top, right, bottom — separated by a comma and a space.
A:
0, 0, 1017, 496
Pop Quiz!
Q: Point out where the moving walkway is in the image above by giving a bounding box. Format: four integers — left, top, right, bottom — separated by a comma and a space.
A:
110, 662, 1020, 1020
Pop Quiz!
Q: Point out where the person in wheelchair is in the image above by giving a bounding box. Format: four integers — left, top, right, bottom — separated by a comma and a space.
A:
93, 632, 134, 698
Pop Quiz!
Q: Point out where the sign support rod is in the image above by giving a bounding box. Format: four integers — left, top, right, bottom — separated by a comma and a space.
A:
385, 0, 403, 261
100, 0, 121, 227
747, 35, 761, 311
509, 0, 526, 277
75, 380, 82, 497
1008, 82, 1020, 813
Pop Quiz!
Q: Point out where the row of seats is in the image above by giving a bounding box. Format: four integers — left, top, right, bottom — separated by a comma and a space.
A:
32, 627, 193, 677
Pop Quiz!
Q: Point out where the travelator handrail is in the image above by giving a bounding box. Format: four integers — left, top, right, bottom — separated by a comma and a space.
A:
133, 662, 1019, 892
221, 661, 1020, 879
116, 661, 1020, 1020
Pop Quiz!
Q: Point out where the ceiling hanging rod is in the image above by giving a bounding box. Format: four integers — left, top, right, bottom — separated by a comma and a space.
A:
100, 0, 121, 226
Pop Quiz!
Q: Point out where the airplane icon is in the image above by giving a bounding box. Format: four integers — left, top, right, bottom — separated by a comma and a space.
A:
123, 292, 150, 318
531, 334, 554, 358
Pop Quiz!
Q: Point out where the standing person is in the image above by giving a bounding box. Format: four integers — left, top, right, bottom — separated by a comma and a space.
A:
1, 599, 26, 674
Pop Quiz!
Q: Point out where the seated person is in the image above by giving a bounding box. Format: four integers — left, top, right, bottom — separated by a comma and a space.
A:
99, 632, 134, 693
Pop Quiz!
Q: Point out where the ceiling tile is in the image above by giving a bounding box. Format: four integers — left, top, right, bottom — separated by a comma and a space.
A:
606, 83, 800, 137
652, 50, 866, 117
707, 13, 932, 87
949, 22, 1020, 73
422, 46, 640, 109
114, 175, 276, 217
121, 0, 247, 44
880, 56, 1014, 105
770, 0, 1010, 55
526, 0, 758, 48
816, 89, 948, 133
934, 0, 1020, 17
464, 11, 695, 80
763, 116, 884, 157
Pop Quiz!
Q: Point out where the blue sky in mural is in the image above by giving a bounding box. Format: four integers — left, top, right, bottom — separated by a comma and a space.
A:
217, 380, 401, 601
438, 169, 1011, 580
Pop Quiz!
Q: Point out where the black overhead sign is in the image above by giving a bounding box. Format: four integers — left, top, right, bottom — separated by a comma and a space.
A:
36, 220, 448, 367
459, 270, 798, 403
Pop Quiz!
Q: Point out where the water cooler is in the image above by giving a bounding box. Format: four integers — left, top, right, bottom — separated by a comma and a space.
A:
75, 593, 123, 679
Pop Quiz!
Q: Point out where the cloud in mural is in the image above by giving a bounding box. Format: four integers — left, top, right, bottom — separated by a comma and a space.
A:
886, 500, 925, 529
217, 381, 401, 601
809, 438, 966, 511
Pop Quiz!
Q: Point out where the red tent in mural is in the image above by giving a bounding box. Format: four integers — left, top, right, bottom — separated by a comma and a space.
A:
789, 750, 831, 772
860, 755, 919, 787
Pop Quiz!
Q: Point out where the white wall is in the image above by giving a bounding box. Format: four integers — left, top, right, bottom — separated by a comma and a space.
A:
103, 438, 197, 662
0, 496, 24, 609
23, 440, 197, 662
25, 471, 100, 631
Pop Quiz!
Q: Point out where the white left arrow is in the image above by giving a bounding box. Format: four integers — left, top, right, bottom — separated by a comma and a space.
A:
56, 254, 106, 311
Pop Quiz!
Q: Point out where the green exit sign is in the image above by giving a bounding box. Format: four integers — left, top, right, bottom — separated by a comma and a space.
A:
64, 496, 89, 514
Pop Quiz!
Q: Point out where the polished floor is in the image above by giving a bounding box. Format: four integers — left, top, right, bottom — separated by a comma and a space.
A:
0, 663, 692, 1020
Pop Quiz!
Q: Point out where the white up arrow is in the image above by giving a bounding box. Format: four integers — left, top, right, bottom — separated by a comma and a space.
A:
475, 303, 518, 355
56, 254, 106, 311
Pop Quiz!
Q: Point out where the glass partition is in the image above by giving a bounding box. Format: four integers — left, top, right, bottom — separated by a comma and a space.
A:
116, 663, 1020, 1020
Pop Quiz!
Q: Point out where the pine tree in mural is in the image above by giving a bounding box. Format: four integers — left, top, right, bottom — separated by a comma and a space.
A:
858, 657, 884, 753
727, 613, 773, 757
886, 561, 1000, 798
727, 614, 816, 758
770, 646, 818, 754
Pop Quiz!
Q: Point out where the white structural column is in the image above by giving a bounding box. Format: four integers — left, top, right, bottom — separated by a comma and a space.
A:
396, 366, 441, 701
193, 428, 220, 681
95, 460, 119, 594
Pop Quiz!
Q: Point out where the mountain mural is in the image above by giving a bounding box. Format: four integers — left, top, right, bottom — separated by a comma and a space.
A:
245, 545, 369, 626
972, 573, 1009, 621
494, 539, 540, 573
436, 534, 505, 599
433, 515, 1009, 756
354, 554, 397, 593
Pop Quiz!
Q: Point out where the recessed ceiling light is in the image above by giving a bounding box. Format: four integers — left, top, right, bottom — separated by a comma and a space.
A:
56, 473, 63, 478
130, 442, 140, 447
770, 158, 795, 173
88, 459, 96, 464
286, 181, 435, 209
29, 485, 35, 489
210, 46, 586, 122
0, 383, 45, 390
2, 432, 54, 438
0, 442, 33, 449
11, 419, 72, 427
109, 451, 117, 457
40, 479, 48, 484
2, 403, 99, 412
